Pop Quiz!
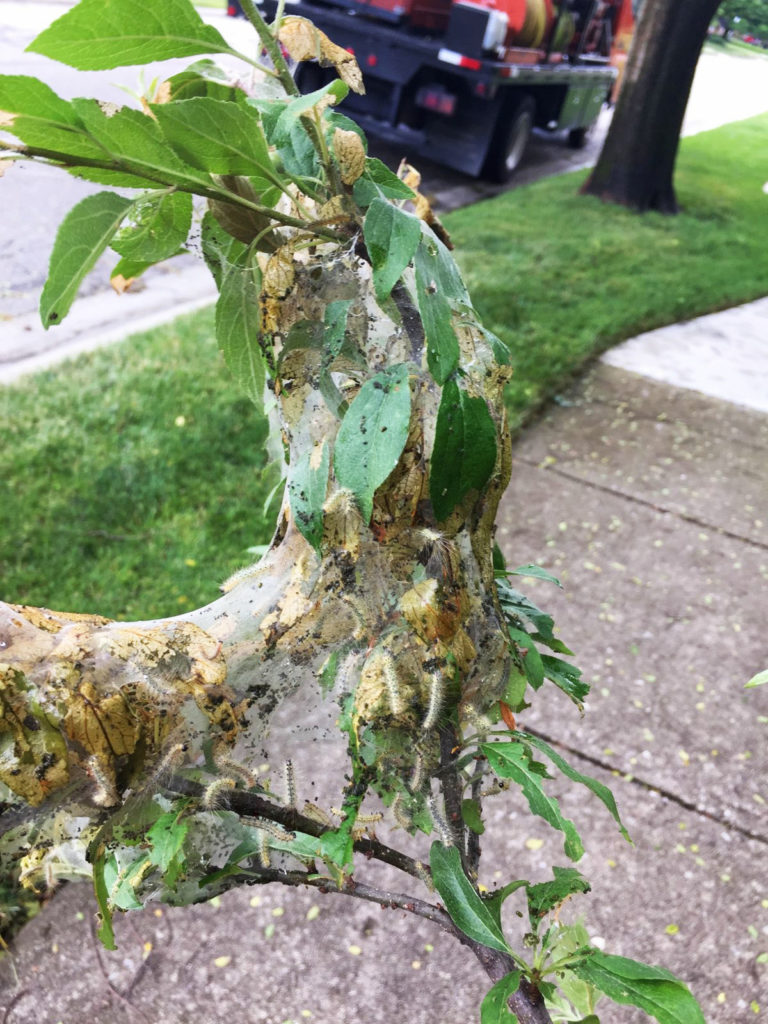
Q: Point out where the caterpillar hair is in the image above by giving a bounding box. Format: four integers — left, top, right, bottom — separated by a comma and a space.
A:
391, 793, 413, 831
381, 651, 405, 716
409, 751, 425, 793
302, 801, 334, 827
252, 818, 295, 842
414, 860, 434, 892
422, 672, 444, 732
257, 829, 271, 868
427, 793, 454, 847
214, 754, 258, 789
87, 756, 119, 807
143, 742, 189, 790
202, 777, 236, 809
283, 759, 297, 808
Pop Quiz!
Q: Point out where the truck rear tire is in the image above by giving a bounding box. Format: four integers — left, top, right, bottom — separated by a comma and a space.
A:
483, 96, 536, 183
567, 125, 589, 149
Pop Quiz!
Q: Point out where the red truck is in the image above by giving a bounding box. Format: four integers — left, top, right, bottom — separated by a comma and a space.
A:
228, 0, 634, 180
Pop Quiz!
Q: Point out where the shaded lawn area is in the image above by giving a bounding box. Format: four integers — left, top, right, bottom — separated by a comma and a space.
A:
1, 113, 767, 619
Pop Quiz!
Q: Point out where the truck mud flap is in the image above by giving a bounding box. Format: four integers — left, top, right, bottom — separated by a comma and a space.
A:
420, 94, 502, 177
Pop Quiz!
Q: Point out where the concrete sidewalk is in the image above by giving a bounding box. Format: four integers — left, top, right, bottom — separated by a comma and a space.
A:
0, 300, 767, 1024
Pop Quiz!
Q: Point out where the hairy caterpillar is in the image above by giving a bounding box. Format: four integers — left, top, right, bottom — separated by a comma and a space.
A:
86, 755, 119, 807
381, 652, 406, 717
391, 793, 413, 830
409, 751, 425, 793
214, 754, 259, 789
283, 759, 297, 808
422, 672, 444, 732
428, 793, 454, 847
202, 777, 236, 809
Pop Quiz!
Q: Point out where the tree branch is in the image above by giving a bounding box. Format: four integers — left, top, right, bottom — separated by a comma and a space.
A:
166, 775, 431, 884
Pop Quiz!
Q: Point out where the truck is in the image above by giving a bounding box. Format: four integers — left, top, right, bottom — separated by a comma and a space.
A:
228, 0, 635, 181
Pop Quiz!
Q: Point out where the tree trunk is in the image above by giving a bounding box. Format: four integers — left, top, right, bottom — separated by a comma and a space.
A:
582, 0, 721, 212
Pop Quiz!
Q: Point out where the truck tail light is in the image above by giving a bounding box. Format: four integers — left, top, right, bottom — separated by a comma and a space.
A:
437, 48, 483, 71
415, 86, 457, 116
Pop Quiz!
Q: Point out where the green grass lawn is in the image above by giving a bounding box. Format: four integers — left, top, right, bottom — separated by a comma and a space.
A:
447, 112, 768, 426
705, 36, 768, 59
1, 113, 767, 621
0, 313, 279, 621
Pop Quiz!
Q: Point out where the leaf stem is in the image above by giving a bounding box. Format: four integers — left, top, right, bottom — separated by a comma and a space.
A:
238, 0, 300, 96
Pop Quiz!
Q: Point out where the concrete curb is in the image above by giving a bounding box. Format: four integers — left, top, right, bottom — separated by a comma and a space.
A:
0, 265, 217, 385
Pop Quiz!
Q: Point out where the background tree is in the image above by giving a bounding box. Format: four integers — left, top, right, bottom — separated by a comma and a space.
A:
583, 0, 724, 212
0, 1, 706, 1021
716, 0, 768, 38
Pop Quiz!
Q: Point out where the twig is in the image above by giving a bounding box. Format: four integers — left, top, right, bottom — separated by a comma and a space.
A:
222, 866, 552, 1023
88, 917, 152, 1024
1, 990, 28, 1024
166, 776, 430, 883
439, 725, 466, 856
467, 757, 484, 876
238, 0, 300, 97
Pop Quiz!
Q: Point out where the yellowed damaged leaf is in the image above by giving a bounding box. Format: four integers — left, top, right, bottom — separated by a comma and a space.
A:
111, 274, 135, 294
333, 128, 366, 185
263, 248, 295, 298
279, 17, 365, 94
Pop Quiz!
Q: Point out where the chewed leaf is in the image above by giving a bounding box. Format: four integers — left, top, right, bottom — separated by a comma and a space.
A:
430, 379, 497, 520
28, 0, 231, 70
279, 17, 365, 94
289, 442, 330, 555
364, 198, 421, 302
526, 867, 590, 928
519, 732, 630, 843
215, 254, 265, 408
481, 741, 584, 860
40, 192, 134, 328
334, 363, 411, 523
571, 951, 705, 1024
480, 971, 521, 1024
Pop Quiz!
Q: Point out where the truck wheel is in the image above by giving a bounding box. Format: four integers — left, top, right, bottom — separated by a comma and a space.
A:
567, 126, 589, 149
484, 97, 536, 183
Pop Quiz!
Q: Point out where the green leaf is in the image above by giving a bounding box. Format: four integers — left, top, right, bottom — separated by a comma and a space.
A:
481, 742, 584, 861
483, 879, 528, 934
147, 811, 189, 872
111, 191, 192, 263
363, 198, 421, 303
289, 441, 330, 555
508, 626, 545, 690
520, 732, 631, 843
319, 827, 354, 868
334, 363, 411, 523
414, 239, 459, 384
40, 191, 134, 328
429, 842, 510, 954
497, 580, 556, 640
540, 655, 589, 705
273, 80, 349, 147
353, 156, 416, 206
480, 971, 522, 1024
152, 98, 273, 181
0, 75, 103, 156
319, 650, 341, 694
92, 849, 117, 950
509, 564, 563, 588
71, 100, 213, 190
746, 668, 768, 688
201, 210, 247, 290
430, 379, 497, 520
215, 254, 265, 407
571, 951, 705, 1024
28, 0, 231, 70
165, 60, 240, 102
526, 867, 590, 927
461, 798, 485, 835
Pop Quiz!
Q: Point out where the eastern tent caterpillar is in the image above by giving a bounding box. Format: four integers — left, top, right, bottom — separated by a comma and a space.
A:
428, 793, 454, 847
422, 672, 444, 732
